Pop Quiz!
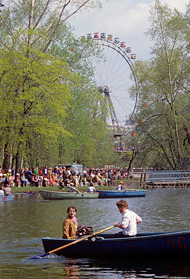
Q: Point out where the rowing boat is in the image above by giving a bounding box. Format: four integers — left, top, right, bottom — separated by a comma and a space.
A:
39, 190, 99, 200
42, 230, 190, 258
0, 194, 14, 202
97, 189, 147, 198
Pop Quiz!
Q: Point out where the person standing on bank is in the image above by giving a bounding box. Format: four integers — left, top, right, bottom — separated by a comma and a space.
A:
114, 199, 142, 237
62, 206, 78, 239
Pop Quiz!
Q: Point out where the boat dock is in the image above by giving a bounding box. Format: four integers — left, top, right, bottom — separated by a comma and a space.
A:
138, 170, 190, 189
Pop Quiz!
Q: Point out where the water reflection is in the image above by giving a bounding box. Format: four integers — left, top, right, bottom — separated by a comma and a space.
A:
64, 264, 80, 278
2, 258, 190, 279
53, 257, 190, 278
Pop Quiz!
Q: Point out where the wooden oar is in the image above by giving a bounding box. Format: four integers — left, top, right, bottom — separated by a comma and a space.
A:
29, 225, 114, 259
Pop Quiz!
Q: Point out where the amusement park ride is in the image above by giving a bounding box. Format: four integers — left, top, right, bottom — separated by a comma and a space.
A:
70, 32, 140, 153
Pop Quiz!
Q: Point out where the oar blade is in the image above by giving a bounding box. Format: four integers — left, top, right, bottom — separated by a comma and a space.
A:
28, 252, 49, 259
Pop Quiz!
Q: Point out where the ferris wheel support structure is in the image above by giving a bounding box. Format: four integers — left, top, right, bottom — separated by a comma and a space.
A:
98, 85, 121, 137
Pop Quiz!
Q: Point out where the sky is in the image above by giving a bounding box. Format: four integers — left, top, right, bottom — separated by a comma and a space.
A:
68, 0, 188, 124
69, 0, 188, 60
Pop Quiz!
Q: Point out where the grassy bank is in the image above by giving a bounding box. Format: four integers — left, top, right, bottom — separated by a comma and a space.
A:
11, 178, 140, 193
11, 185, 115, 193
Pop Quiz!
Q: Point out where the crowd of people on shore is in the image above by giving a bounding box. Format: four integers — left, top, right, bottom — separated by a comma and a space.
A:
0, 165, 133, 190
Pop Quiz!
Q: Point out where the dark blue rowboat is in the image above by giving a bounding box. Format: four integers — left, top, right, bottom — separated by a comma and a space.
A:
97, 189, 147, 198
0, 194, 14, 202
42, 230, 190, 259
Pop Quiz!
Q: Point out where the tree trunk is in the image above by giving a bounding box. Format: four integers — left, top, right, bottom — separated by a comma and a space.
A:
3, 141, 12, 170
173, 109, 182, 169
15, 150, 21, 174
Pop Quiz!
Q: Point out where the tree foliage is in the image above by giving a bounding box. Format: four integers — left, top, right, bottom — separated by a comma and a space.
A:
0, 0, 116, 170
130, 0, 190, 169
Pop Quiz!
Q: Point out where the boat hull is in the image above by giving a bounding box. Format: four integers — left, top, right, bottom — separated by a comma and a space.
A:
42, 230, 190, 259
0, 194, 14, 202
39, 190, 99, 200
97, 189, 146, 198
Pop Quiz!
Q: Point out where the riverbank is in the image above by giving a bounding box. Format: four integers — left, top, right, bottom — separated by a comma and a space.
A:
11, 178, 140, 193
11, 185, 118, 193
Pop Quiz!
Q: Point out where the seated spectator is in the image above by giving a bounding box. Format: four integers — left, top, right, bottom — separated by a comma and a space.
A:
58, 180, 64, 188
25, 168, 33, 184
2, 174, 7, 186
15, 173, 21, 187
32, 175, 38, 187
54, 166, 60, 177
51, 173, 57, 185
96, 173, 102, 186
38, 176, 43, 187
101, 176, 106, 185
21, 174, 28, 187
42, 175, 49, 187
8, 174, 15, 187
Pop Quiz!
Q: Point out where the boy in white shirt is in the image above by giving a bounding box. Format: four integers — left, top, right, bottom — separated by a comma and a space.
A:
114, 199, 142, 237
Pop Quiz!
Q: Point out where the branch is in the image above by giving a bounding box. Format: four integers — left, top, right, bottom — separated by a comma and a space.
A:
0, 14, 22, 48
147, 132, 175, 169
141, 113, 163, 124
59, 0, 91, 25
31, 0, 70, 48
33, 0, 51, 29
43, 0, 91, 52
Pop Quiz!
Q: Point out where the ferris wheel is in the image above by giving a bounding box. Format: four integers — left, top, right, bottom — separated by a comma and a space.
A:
91, 33, 138, 133
80, 32, 139, 151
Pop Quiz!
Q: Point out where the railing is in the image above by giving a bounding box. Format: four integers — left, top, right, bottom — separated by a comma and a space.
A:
145, 170, 190, 183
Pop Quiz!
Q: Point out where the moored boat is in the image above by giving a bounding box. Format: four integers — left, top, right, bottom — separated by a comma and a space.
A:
0, 194, 14, 202
42, 230, 190, 259
39, 190, 99, 200
97, 189, 147, 198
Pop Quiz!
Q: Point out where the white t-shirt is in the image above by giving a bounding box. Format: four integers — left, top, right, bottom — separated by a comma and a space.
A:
88, 186, 96, 193
121, 209, 142, 236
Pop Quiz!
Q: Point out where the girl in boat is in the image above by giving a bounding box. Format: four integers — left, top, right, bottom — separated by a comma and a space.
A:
62, 206, 78, 239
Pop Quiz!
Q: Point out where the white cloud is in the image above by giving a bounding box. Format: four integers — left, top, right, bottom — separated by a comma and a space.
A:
69, 0, 188, 59
163, 0, 187, 11
70, 1, 152, 59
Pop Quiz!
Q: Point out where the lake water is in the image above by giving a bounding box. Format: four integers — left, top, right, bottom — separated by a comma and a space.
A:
0, 188, 190, 278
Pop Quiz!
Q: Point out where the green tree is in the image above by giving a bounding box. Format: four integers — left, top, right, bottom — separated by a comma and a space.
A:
131, 1, 190, 169
0, 46, 77, 170
0, 0, 115, 169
